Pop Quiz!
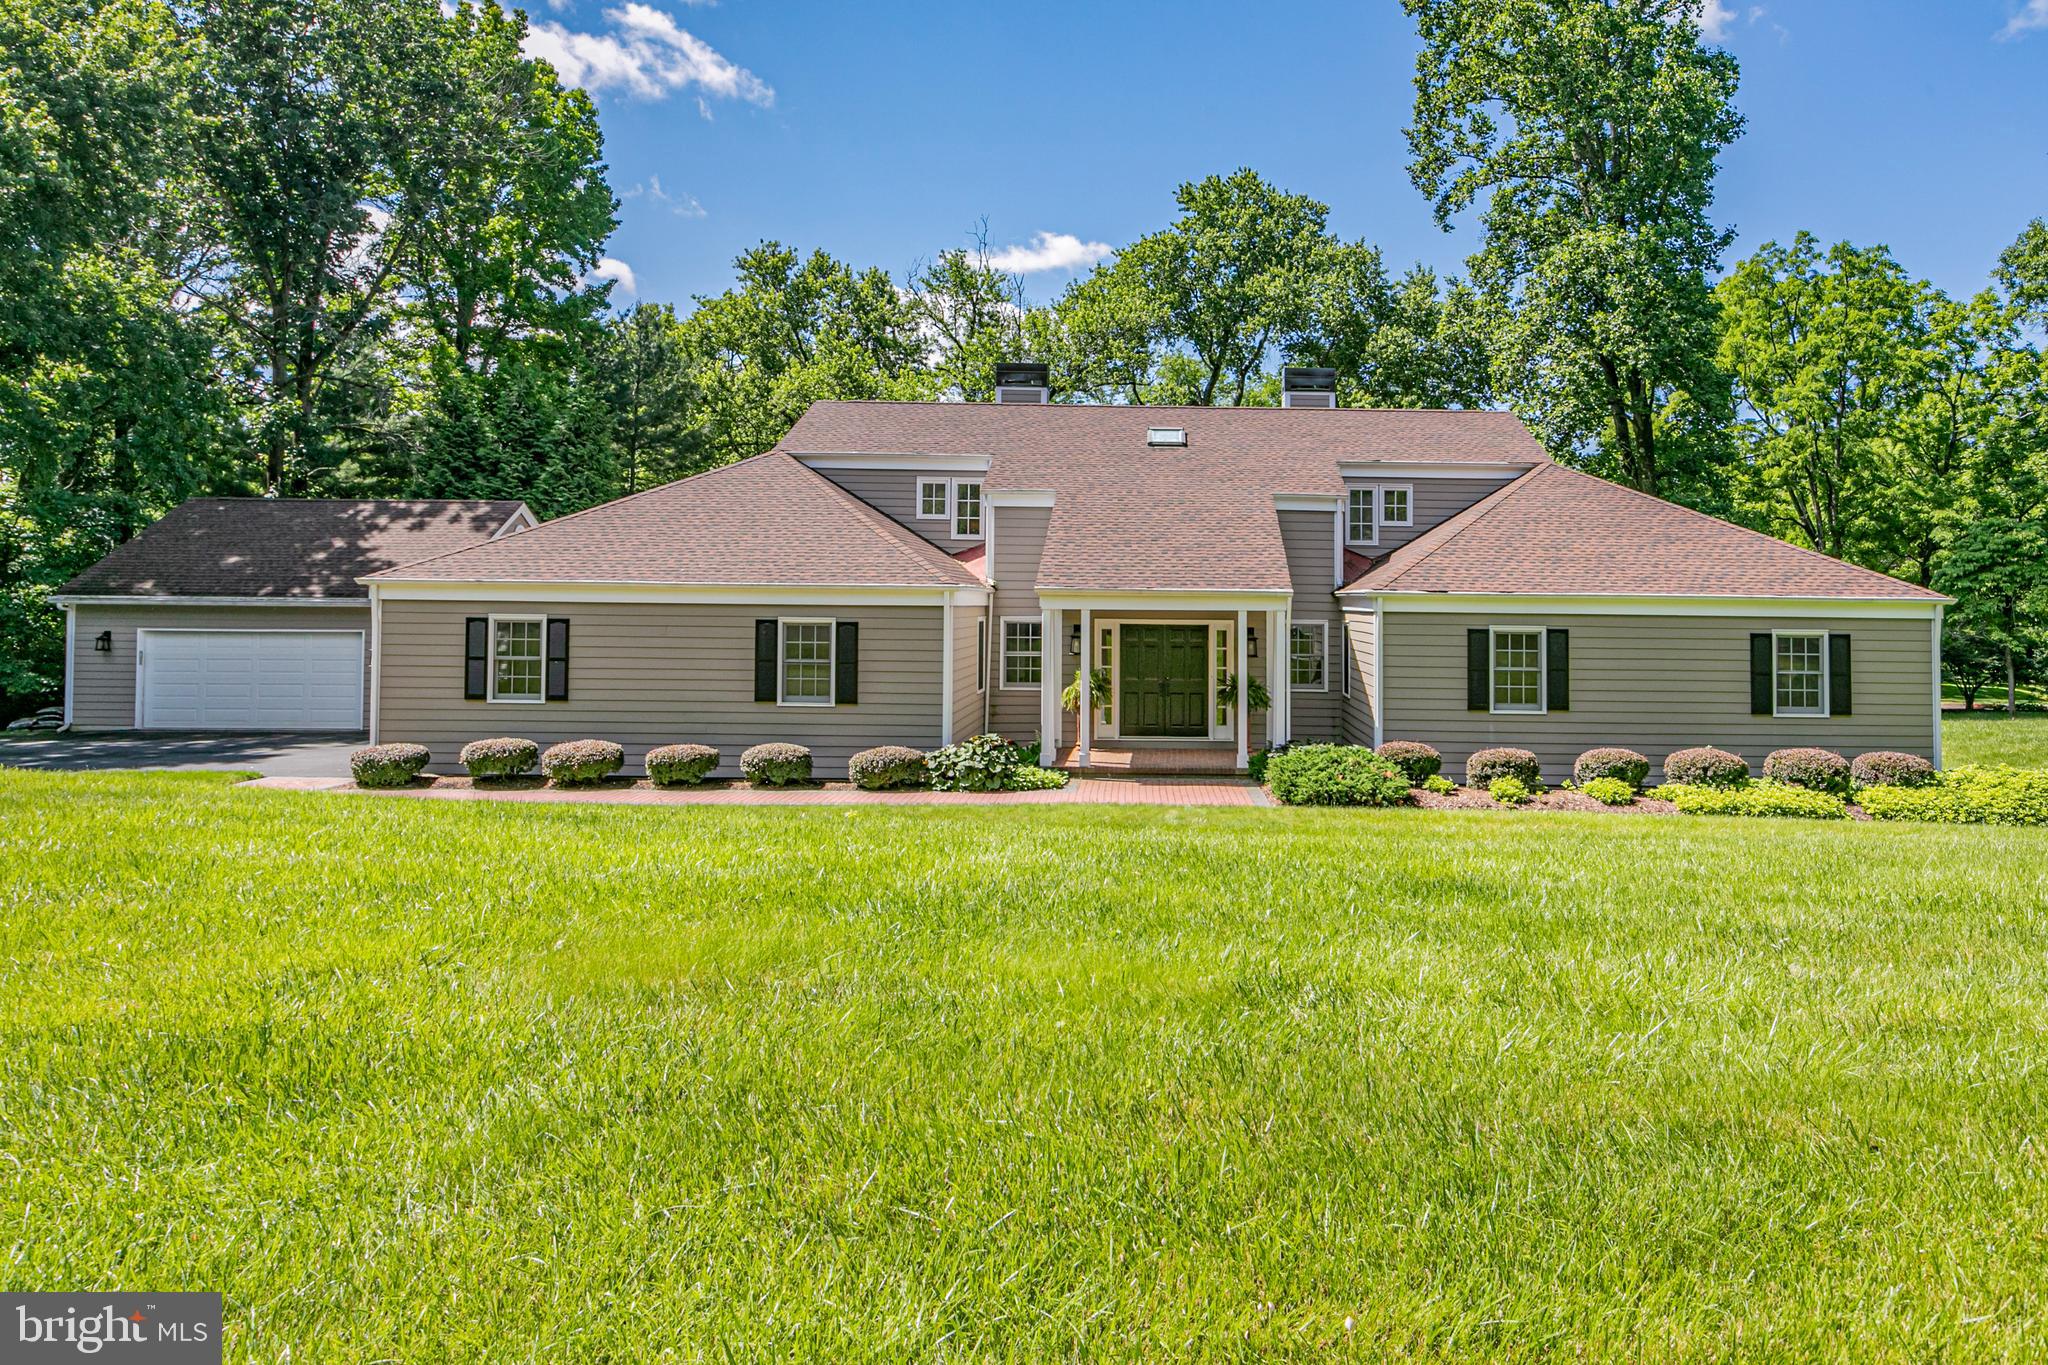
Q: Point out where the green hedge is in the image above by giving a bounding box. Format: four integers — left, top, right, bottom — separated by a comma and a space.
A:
1266, 746, 1411, 807
1662, 779, 1846, 820
1858, 765, 2048, 825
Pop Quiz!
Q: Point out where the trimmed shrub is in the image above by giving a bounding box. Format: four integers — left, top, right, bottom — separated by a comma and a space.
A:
1852, 750, 1937, 789
1763, 747, 1852, 796
1266, 745, 1412, 807
740, 743, 812, 786
646, 743, 719, 787
1665, 780, 1846, 820
1421, 774, 1456, 795
542, 740, 624, 786
1375, 740, 1442, 785
1007, 765, 1070, 791
849, 745, 928, 790
1488, 775, 1533, 806
459, 737, 538, 780
1859, 765, 2048, 826
1247, 743, 1290, 785
1467, 747, 1540, 788
925, 734, 1021, 792
1579, 776, 1636, 806
1663, 746, 1749, 788
351, 743, 430, 788
1573, 747, 1650, 790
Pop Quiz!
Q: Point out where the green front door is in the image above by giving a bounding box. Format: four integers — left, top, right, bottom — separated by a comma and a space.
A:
1119, 625, 1210, 737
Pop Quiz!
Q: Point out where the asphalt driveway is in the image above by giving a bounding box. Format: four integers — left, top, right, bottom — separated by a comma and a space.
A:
0, 730, 363, 778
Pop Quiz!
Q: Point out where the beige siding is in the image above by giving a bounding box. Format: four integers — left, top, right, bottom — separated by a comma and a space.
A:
68, 603, 371, 729
1343, 475, 1519, 554
813, 468, 985, 553
1341, 610, 1377, 746
1380, 609, 1938, 783
951, 604, 988, 740
988, 505, 1051, 739
1279, 509, 1342, 741
376, 599, 945, 777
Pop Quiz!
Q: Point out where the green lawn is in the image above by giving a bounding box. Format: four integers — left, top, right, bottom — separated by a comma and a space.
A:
1944, 709, 2048, 768
4, 772, 2048, 1360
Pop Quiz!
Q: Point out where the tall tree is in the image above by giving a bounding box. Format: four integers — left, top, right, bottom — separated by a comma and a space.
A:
1294, 250, 1494, 408
597, 303, 695, 494
1404, 0, 1742, 494
904, 227, 1029, 402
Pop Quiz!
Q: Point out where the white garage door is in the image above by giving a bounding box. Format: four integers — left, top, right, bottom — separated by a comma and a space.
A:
138, 630, 364, 731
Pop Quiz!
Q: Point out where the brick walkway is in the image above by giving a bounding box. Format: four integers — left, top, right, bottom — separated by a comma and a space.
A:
242, 774, 1272, 808
1053, 745, 1242, 775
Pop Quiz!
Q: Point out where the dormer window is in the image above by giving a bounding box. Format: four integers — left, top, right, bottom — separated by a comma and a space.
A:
1147, 427, 1187, 448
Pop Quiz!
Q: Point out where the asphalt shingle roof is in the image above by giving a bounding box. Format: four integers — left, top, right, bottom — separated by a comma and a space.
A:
1341, 463, 1946, 600
369, 450, 982, 588
59, 499, 528, 599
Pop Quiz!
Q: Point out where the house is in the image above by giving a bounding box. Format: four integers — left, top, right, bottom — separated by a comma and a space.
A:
352, 365, 1946, 781
54, 499, 533, 732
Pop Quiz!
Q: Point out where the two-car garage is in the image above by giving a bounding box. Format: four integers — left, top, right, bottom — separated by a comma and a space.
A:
136, 629, 365, 731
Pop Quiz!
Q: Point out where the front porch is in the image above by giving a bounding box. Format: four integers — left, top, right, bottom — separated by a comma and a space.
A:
1050, 744, 1243, 776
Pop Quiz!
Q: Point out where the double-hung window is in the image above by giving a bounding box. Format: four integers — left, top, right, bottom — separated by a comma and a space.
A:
1000, 619, 1041, 688
917, 478, 950, 521
1290, 622, 1327, 690
1347, 487, 1376, 545
1490, 629, 1545, 713
1774, 632, 1826, 717
1380, 486, 1412, 526
953, 480, 983, 538
490, 617, 544, 702
779, 619, 834, 706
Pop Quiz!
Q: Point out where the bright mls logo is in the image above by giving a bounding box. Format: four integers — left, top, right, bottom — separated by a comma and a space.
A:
4, 1295, 219, 1362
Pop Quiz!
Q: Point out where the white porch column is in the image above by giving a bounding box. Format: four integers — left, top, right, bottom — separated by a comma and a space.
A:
1270, 606, 1288, 747
1234, 608, 1249, 772
1077, 606, 1093, 767
1040, 606, 1059, 760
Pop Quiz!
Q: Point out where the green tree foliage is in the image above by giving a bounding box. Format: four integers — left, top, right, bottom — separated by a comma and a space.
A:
596, 304, 696, 494
1403, 0, 1743, 494
904, 228, 1030, 403
1938, 520, 2048, 715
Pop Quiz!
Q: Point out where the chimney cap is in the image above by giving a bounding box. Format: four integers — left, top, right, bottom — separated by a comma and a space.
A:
995, 361, 1050, 390
1282, 366, 1337, 393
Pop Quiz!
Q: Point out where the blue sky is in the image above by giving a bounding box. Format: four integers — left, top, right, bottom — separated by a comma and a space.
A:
530, 1, 2048, 310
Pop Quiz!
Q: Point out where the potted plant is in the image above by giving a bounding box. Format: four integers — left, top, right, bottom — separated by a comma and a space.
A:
1216, 672, 1271, 712
1060, 666, 1112, 715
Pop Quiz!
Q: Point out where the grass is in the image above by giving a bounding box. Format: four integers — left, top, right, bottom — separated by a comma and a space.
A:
1943, 709, 2048, 768
3, 772, 2048, 1360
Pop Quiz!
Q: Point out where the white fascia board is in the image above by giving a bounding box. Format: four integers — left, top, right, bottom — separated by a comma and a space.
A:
792, 451, 992, 474
1343, 591, 1947, 619
51, 594, 366, 608
1336, 461, 1535, 480
986, 489, 1055, 508
368, 579, 987, 608
1274, 493, 1342, 512
1035, 588, 1292, 612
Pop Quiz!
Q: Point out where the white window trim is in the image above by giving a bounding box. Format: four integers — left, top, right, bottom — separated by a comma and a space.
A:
1290, 620, 1328, 692
916, 477, 950, 522
1345, 486, 1378, 547
487, 613, 547, 704
1489, 626, 1547, 715
951, 478, 984, 541
998, 615, 1043, 691
1379, 484, 1414, 527
1772, 629, 1829, 719
777, 616, 837, 708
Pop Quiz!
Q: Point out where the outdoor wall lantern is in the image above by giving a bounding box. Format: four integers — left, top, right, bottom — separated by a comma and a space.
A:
94, 630, 113, 653
1247, 626, 1259, 659
1068, 623, 1083, 655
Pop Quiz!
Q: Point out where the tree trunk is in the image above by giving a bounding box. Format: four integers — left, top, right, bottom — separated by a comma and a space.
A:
2007, 645, 2018, 717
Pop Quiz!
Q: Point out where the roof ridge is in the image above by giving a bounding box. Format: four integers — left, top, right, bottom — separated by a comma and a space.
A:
805, 398, 1532, 417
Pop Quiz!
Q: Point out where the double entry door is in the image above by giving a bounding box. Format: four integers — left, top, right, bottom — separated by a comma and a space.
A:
1116, 624, 1210, 738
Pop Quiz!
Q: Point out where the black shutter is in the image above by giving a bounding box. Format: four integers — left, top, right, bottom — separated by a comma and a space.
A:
835, 621, 859, 704
1829, 633, 1852, 715
464, 617, 488, 699
1546, 628, 1569, 712
545, 618, 570, 701
1750, 633, 1773, 714
754, 620, 777, 702
1466, 629, 1488, 710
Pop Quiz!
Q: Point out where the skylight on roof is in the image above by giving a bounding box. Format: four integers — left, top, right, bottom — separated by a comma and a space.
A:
1146, 427, 1187, 447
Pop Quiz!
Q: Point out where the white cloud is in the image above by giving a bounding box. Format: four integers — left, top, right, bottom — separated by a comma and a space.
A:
587, 256, 638, 297
1698, 0, 1738, 39
622, 175, 707, 218
2000, 0, 2048, 38
985, 231, 1114, 275
523, 4, 772, 104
